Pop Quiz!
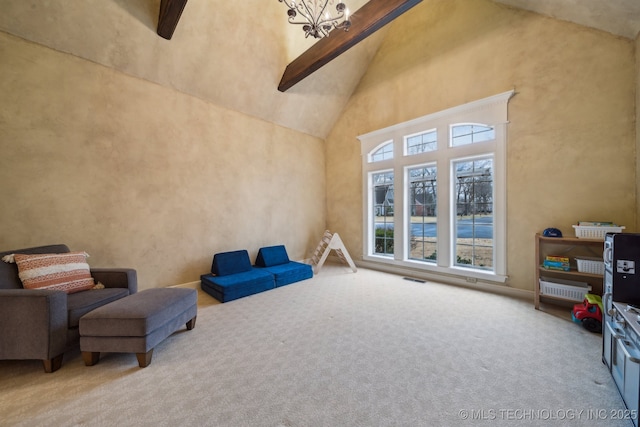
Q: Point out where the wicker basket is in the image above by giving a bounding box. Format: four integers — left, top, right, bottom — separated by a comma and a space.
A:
573, 225, 625, 240
575, 256, 604, 275
539, 277, 591, 302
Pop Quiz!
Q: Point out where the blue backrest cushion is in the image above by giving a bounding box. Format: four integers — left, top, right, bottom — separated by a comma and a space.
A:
256, 245, 290, 267
212, 250, 252, 276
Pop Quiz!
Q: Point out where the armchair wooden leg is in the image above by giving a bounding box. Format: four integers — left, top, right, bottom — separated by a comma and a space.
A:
43, 354, 63, 373
186, 316, 197, 330
136, 349, 153, 368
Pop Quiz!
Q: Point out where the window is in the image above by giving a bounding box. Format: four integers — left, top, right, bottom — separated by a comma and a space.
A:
453, 157, 493, 270
372, 171, 394, 256
370, 141, 394, 162
406, 130, 437, 155
451, 124, 495, 146
359, 91, 513, 283
407, 164, 437, 262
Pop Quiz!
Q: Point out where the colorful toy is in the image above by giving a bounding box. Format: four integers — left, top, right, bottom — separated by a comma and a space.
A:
572, 294, 603, 333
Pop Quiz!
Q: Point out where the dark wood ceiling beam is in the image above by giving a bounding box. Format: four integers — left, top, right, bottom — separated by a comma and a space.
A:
157, 0, 189, 40
278, 0, 422, 92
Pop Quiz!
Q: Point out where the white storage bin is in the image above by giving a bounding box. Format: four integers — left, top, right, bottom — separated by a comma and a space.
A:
573, 225, 625, 240
575, 256, 605, 275
539, 276, 591, 302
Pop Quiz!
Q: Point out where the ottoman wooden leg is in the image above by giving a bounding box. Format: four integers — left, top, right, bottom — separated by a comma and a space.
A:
186, 316, 197, 330
82, 351, 100, 366
136, 349, 153, 368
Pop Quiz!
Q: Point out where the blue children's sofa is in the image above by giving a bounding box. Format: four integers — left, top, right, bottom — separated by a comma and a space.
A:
200, 250, 275, 303
200, 246, 313, 303
255, 245, 313, 287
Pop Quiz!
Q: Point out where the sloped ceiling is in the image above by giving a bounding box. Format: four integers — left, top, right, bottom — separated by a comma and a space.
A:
0, 0, 373, 139
494, 0, 640, 40
0, 0, 637, 139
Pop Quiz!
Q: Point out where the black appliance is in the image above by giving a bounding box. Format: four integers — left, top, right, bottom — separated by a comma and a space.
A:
604, 233, 640, 306
603, 233, 640, 426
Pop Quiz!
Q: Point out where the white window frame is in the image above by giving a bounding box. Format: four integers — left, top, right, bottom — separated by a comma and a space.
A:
358, 91, 514, 283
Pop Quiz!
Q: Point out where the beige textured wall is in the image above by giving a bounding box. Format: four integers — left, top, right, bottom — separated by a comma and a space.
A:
325, 0, 637, 291
0, 32, 326, 289
637, 32, 640, 232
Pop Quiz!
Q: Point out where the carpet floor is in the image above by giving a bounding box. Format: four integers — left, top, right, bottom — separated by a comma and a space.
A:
0, 264, 633, 426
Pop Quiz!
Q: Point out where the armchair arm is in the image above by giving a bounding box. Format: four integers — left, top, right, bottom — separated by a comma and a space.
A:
90, 268, 137, 294
0, 289, 68, 361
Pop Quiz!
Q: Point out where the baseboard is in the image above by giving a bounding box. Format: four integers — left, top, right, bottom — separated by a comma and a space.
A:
169, 280, 200, 290
355, 259, 533, 301
167, 260, 532, 302
168, 258, 313, 290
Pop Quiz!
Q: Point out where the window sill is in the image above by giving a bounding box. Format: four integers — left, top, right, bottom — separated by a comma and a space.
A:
362, 255, 508, 284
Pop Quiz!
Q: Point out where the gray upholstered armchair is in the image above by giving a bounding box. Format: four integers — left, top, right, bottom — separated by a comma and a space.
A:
0, 244, 137, 372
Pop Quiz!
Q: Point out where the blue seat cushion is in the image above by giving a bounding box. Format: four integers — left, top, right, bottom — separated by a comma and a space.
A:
255, 245, 290, 267
261, 261, 313, 287
200, 270, 275, 303
211, 250, 252, 276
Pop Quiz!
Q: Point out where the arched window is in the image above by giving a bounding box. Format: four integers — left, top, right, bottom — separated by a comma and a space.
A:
369, 141, 394, 163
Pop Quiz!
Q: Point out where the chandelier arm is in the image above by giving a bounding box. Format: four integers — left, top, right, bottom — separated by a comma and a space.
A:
279, 0, 313, 23
319, 14, 343, 27
313, 23, 328, 38
279, 0, 351, 39
317, 1, 345, 27
317, 1, 330, 25
299, 0, 317, 25
279, 0, 295, 8
287, 16, 317, 26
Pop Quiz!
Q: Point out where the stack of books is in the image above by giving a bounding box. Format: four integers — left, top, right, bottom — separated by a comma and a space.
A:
543, 255, 570, 271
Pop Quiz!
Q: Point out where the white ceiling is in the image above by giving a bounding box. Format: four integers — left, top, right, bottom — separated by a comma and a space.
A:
494, 0, 640, 39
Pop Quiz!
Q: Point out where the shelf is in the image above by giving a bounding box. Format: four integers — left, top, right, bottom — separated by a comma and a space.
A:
534, 233, 604, 310
538, 266, 603, 280
537, 235, 604, 245
538, 293, 584, 303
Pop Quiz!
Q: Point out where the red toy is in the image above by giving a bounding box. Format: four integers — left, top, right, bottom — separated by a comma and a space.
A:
572, 294, 603, 333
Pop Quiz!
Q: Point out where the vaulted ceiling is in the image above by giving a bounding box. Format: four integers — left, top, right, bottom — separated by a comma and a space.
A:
494, 0, 640, 40
0, 0, 638, 139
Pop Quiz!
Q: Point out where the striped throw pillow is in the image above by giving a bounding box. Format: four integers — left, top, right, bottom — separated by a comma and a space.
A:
11, 252, 96, 294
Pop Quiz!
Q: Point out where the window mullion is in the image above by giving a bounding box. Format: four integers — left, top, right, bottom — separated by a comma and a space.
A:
393, 138, 404, 262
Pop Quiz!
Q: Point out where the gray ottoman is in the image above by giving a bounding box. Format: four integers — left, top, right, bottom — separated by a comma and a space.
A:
79, 288, 197, 368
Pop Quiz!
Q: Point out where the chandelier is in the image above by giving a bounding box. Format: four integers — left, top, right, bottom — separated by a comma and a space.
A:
278, 0, 351, 39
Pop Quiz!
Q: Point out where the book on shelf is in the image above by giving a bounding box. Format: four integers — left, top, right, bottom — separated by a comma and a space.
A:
545, 255, 569, 263
543, 255, 571, 271
544, 260, 570, 267
542, 263, 571, 272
